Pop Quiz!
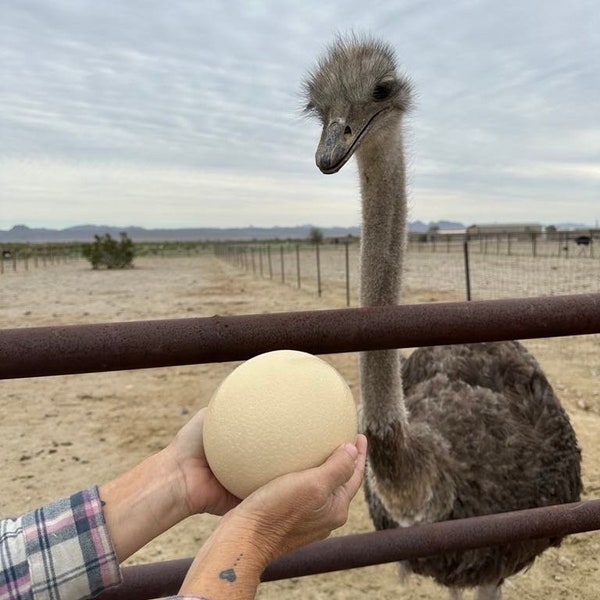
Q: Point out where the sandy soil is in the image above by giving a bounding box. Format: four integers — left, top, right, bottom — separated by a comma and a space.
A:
1, 254, 599, 599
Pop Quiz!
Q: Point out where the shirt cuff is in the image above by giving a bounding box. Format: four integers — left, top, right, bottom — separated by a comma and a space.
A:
23, 486, 122, 599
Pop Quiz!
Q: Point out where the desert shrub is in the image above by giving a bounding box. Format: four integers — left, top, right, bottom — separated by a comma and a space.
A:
82, 232, 135, 269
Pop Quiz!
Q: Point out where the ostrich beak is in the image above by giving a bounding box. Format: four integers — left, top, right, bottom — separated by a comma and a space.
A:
316, 121, 355, 174
315, 109, 386, 175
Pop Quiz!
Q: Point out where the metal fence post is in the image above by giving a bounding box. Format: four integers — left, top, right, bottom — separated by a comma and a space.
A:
267, 245, 273, 279
296, 244, 301, 289
463, 239, 472, 301
316, 242, 322, 297
345, 241, 350, 307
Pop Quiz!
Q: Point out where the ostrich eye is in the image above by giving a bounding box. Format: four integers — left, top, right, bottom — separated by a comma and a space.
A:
372, 81, 395, 102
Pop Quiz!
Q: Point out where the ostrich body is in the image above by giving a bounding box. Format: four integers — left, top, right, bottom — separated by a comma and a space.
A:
304, 36, 582, 599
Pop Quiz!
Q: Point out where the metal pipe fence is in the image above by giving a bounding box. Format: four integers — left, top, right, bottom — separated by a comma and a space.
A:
97, 499, 600, 600
3, 293, 599, 597
3, 293, 600, 379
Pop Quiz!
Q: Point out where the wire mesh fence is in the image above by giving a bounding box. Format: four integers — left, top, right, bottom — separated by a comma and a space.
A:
412, 232, 598, 259
216, 238, 600, 305
0, 244, 79, 273
0, 241, 215, 273
9, 235, 599, 301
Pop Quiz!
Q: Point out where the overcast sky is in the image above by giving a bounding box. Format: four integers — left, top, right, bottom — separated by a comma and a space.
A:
1, 1, 598, 230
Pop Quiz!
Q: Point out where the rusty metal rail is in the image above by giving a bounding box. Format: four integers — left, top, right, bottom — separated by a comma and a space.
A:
2, 293, 600, 379
97, 499, 600, 599
4, 292, 600, 598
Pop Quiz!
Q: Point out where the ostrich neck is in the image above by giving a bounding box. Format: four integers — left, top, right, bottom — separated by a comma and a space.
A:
354, 124, 453, 524
357, 128, 407, 308
356, 125, 408, 431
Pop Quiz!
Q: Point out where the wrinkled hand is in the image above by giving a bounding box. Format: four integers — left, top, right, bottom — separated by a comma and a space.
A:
225, 434, 367, 566
178, 434, 367, 598
164, 407, 240, 516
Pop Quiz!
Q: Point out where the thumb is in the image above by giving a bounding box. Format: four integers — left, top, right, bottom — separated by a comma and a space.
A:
314, 442, 359, 492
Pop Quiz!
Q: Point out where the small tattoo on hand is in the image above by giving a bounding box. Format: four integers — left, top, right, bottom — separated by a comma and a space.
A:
219, 568, 236, 582
218, 554, 243, 583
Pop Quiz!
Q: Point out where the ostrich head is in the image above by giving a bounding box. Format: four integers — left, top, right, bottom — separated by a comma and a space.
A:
303, 35, 412, 174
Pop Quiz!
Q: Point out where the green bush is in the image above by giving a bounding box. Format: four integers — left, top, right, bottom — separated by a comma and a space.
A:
82, 232, 135, 269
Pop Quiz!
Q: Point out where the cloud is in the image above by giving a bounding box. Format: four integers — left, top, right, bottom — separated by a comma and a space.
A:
0, 0, 598, 228
0, 157, 360, 228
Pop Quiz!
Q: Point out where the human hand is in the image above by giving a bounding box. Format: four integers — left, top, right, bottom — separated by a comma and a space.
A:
178, 435, 367, 599
100, 407, 239, 563
163, 407, 240, 517
226, 433, 367, 565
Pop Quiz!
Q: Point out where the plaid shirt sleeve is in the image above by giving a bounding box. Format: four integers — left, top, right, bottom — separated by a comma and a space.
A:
1, 486, 121, 600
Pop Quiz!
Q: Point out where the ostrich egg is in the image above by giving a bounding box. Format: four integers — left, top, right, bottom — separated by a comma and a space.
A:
203, 350, 358, 498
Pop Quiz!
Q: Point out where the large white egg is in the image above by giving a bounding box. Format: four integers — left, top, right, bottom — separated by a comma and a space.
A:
203, 350, 357, 498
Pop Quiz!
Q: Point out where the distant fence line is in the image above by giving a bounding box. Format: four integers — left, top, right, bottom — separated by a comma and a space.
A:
409, 231, 598, 259
5, 235, 600, 304
216, 236, 600, 305
0, 241, 213, 274
2, 231, 597, 270
0, 244, 79, 274
215, 240, 354, 306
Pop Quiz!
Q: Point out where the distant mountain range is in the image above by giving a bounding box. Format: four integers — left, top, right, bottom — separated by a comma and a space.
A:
0, 222, 432, 243
0, 224, 363, 243
0, 221, 591, 243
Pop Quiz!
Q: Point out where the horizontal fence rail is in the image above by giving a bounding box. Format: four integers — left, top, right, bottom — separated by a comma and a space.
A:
2, 293, 600, 380
97, 499, 600, 600
5, 292, 600, 598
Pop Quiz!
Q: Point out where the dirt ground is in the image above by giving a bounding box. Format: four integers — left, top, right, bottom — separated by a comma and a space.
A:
1, 254, 599, 599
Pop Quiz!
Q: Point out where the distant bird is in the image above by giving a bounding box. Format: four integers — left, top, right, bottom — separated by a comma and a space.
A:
304, 34, 582, 600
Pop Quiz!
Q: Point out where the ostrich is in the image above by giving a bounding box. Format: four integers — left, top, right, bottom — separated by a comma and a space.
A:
303, 35, 582, 600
